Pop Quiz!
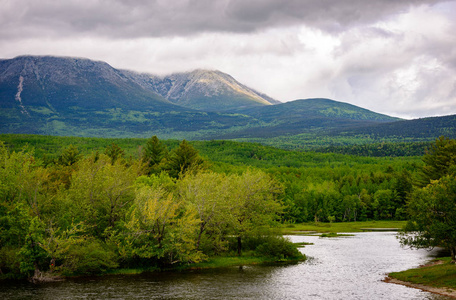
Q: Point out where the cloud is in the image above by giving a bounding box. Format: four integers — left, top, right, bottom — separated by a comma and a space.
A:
0, 0, 446, 39
0, 0, 455, 119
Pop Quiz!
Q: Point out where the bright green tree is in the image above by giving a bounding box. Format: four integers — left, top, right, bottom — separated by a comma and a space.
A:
65, 154, 139, 236
399, 174, 456, 261
226, 170, 283, 256
124, 184, 203, 265
19, 217, 49, 281
178, 172, 228, 251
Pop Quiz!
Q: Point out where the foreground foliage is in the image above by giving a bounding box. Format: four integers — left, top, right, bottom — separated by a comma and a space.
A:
2, 134, 447, 281
0, 139, 301, 281
399, 137, 456, 261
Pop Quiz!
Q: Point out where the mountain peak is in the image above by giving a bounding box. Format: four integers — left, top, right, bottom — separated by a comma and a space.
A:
149, 69, 278, 111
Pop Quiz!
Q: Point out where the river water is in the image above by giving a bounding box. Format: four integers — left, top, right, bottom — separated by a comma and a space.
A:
0, 232, 451, 299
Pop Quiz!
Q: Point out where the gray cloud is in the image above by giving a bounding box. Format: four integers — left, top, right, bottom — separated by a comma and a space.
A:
0, 0, 445, 39
1, 0, 455, 119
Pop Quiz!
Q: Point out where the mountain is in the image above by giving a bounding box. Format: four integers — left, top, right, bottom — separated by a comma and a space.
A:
2, 55, 455, 146
0, 56, 171, 111
121, 69, 279, 111
0, 55, 260, 137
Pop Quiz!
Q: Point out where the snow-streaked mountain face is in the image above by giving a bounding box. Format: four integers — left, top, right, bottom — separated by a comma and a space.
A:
0, 55, 278, 137
0, 55, 171, 112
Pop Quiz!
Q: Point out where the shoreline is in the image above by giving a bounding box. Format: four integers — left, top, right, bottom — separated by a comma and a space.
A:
2, 255, 306, 283
384, 260, 456, 299
383, 276, 456, 299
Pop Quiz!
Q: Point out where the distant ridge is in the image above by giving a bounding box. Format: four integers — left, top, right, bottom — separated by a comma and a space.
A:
211, 98, 400, 139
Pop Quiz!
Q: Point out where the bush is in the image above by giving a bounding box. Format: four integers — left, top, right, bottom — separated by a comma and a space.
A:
255, 235, 304, 260
0, 246, 23, 278
60, 239, 118, 275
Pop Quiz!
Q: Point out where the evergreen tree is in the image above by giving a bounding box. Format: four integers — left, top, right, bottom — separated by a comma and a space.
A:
400, 136, 456, 261
166, 140, 204, 178
416, 136, 456, 187
104, 143, 125, 165
142, 136, 168, 175
56, 145, 81, 166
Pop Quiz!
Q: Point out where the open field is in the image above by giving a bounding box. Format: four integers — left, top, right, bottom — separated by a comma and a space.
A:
281, 220, 407, 235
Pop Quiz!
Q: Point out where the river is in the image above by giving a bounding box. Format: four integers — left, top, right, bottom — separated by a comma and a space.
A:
0, 232, 450, 299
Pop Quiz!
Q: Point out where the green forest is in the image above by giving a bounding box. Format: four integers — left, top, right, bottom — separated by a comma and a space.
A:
0, 133, 443, 281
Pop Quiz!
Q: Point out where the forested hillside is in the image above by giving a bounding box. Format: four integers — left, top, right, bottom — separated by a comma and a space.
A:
2, 133, 437, 281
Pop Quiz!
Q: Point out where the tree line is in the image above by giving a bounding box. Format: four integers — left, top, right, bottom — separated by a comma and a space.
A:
399, 136, 456, 262
2, 134, 443, 281
0, 137, 301, 281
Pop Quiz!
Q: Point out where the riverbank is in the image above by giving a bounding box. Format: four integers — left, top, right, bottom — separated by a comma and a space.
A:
1, 232, 438, 299
386, 258, 456, 298
105, 255, 306, 276
281, 220, 406, 235
2, 254, 306, 282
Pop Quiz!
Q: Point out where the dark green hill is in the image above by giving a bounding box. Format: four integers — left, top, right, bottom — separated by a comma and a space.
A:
236, 98, 399, 122
330, 114, 456, 139
213, 98, 400, 138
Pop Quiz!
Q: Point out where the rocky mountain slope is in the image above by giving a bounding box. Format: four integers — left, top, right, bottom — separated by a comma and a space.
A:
0, 56, 171, 112
0, 56, 261, 137
121, 69, 279, 111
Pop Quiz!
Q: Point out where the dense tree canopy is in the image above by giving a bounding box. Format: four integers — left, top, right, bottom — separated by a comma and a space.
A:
0, 138, 301, 281
2, 134, 439, 281
399, 137, 456, 261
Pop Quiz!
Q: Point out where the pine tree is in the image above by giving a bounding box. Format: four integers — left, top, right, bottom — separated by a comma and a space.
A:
142, 136, 168, 175
167, 140, 204, 178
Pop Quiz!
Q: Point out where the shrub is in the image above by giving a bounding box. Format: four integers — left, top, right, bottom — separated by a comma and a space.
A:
60, 239, 118, 275
255, 235, 304, 260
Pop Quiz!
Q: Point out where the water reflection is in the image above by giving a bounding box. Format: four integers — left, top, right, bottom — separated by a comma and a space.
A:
0, 232, 450, 299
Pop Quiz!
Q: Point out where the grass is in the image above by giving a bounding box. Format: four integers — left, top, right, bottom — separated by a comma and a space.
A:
389, 257, 456, 289
73, 254, 306, 277
281, 220, 407, 235
102, 268, 159, 276
320, 233, 354, 238
188, 253, 306, 270
293, 242, 314, 247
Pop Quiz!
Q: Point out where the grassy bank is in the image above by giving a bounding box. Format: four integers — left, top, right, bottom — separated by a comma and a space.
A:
186, 254, 305, 270
281, 220, 407, 235
78, 255, 307, 278
388, 257, 456, 290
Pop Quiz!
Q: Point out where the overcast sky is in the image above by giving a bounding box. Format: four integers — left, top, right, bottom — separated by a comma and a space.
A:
1, 0, 455, 119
